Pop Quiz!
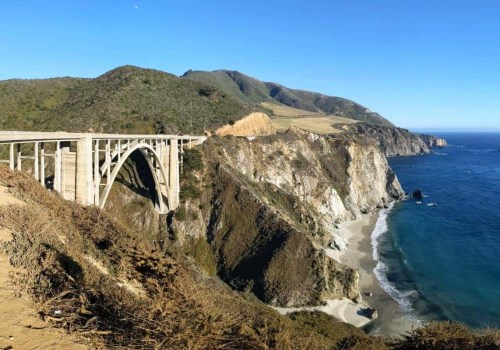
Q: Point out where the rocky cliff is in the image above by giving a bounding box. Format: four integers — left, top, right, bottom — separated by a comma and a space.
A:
170, 127, 404, 307
418, 133, 448, 148
338, 123, 447, 157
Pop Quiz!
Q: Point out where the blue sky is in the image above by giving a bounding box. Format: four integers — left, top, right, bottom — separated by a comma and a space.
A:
1, 0, 499, 130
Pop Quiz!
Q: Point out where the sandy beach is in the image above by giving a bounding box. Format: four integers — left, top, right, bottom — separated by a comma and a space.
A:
274, 297, 375, 328
276, 211, 419, 337
336, 212, 418, 338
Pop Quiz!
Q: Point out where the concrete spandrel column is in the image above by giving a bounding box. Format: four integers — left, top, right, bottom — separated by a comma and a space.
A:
9, 143, 14, 170
75, 135, 94, 205
169, 137, 179, 210
93, 140, 100, 206
40, 142, 45, 186
34, 142, 39, 180
105, 140, 111, 184
16, 144, 21, 171
54, 141, 62, 193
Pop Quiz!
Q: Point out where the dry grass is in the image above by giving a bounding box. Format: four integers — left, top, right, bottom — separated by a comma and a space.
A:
0, 165, 384, 349
393, 322, 500, 350
261, 102, 322, 117
1, 165, 497, 350
263, 102, 358, 134
271, 115, 357, 134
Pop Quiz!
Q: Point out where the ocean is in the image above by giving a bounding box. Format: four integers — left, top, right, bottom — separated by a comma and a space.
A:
374, 132, 500, 328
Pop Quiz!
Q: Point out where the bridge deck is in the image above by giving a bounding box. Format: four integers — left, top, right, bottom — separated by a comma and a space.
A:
0, 131, 206, 143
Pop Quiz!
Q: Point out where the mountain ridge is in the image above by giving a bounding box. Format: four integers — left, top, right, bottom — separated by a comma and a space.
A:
0, 65, 396, 135
183, 69, 395, 127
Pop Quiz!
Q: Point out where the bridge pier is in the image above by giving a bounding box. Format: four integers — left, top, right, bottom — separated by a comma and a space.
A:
40, 142, 45, 186
169, 138, 179, 210
76, 135, 94, 206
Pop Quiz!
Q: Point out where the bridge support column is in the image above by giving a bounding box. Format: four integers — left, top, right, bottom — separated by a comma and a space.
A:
16, 144, 21, 171
40, 142, 45, 187
169, 138, 179, 210
9, 143, 14, 170
76, 135, 94, 205
34, 142, 39, 181
93, 140, 100, 205
159, 141, 170, 201
54, 142, 62, 193
58, 142, 72, 200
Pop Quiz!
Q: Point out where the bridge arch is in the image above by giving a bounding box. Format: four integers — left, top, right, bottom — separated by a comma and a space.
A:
99, 143, 171, 214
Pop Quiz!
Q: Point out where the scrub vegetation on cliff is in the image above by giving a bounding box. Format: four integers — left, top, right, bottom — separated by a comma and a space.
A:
1, 162, 498, 349
165, 128, 405, 310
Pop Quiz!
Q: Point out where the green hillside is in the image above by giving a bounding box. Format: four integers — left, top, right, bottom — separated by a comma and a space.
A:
0, 65, 393, 135
183, 70, 394, 126
0, 66, 252, 134
0, 77, 83, 130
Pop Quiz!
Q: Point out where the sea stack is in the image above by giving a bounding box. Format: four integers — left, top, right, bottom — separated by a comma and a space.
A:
412, 189, 423, 200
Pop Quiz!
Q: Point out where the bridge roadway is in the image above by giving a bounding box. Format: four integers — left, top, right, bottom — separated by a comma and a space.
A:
0, 131, 206, 213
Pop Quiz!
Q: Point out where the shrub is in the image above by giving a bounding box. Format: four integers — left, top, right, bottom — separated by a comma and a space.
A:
182, 149, 203, 173
394, 321, 500, 350
174, 206, 187, 221
180, 183, 201, 200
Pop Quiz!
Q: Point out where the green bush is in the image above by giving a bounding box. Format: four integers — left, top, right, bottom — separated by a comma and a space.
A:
182, 149, 203, 174
174, 206, 187, 221
179, 183, 201, 200
188, 209, 199, 220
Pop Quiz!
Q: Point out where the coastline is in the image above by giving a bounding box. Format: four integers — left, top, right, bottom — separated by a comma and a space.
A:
338, 211, 418, 338
276, 209, 418, 335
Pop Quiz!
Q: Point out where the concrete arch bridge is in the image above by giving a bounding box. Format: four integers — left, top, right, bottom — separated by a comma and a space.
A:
0, 131, 206, 213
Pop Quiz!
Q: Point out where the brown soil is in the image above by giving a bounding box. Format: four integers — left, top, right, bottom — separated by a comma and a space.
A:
215, 112, 276, 136
0, 188, 89, 350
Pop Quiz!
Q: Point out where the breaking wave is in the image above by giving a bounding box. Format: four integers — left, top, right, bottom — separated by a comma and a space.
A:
371, 203, 416, 312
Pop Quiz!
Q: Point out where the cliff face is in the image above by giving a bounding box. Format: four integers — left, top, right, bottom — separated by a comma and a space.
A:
418, 133, 448, 148
339, 123, 447, 157
205, 165, 360, 306
170, 127, 404, 307
103, 127, 404, 308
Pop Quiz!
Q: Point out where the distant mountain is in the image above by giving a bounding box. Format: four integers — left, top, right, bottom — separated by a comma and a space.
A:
182, 70, 394, 127
0, 66, 251, 134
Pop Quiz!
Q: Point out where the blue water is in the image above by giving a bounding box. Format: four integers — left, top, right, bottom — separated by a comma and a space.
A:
376, 133, 500, 328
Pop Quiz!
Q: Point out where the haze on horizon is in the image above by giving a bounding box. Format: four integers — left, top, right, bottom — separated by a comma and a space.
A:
1, 0, 499, 131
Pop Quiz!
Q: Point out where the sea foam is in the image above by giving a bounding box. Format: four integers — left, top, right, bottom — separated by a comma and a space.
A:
371, 203, 415, 312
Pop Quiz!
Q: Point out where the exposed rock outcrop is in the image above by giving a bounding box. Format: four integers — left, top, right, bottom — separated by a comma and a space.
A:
215, 112, 276, 137
175, 127, 405, 307
419, 133, 448, 148
106, 126, 405, 308
205, 165, 360, 306
338, 123, 447, 156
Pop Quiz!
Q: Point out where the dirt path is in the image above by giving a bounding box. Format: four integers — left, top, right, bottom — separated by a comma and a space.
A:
0, 186, 90, 350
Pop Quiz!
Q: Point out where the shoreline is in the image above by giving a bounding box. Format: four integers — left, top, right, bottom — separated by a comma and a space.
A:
338, 211, 418, 338
275, 209, 419, 337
